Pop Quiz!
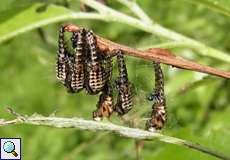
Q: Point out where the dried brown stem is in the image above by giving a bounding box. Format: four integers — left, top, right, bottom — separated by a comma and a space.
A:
64, 24, 230, 79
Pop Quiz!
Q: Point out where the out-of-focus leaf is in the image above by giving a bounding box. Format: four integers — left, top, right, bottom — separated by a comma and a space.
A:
0, 3, 74, 43
184, 0, 230, 17
0, 0, 14, 12
0, 0, 63, 12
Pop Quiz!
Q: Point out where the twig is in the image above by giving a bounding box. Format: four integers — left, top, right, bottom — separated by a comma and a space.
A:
140, 41, 198, 50
81, 0, 230, 63
0, 112, 229, 160
64, 24, 230, 79
0, 1, 229, 63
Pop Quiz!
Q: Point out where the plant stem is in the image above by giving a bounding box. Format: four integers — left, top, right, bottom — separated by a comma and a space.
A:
0, 12, 106, 43
0, 1, 229, 63
0, 112, 229, 160
64, 24, 230, 79
139, 42, 198, 50
183, 0, 230, 17
81, 0, 230, 63
116, 0, 153, 24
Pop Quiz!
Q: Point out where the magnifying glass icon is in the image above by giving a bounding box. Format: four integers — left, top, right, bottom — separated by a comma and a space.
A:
3, 141, 18, 157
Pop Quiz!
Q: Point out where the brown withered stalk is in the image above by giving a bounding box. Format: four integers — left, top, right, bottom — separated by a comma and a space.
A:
64, 24, 230, 79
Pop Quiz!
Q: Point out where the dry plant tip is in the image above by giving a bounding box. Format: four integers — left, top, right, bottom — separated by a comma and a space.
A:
63, 24, 230, 79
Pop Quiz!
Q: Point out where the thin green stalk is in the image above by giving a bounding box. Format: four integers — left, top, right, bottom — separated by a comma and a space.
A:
0, 12, 105, 43
116, 0, 153, 24
0, 113, 230, 160
183, 0, 230, 17
82, 0, 230, 63
0, 0, 229, 63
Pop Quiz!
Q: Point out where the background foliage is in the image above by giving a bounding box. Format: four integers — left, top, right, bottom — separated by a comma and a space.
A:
0, 0, 229, 160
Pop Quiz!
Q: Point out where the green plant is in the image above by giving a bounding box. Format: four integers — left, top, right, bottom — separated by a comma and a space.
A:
0, 1, 229, 160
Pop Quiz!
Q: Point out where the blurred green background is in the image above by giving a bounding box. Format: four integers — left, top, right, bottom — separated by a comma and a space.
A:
0, 0, 229, 160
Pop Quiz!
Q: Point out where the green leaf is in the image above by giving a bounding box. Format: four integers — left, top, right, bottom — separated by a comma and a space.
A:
184, 0, 230, 17
0, 3, 72, 43
0, 3, 102, 44
0, 0, 15, 12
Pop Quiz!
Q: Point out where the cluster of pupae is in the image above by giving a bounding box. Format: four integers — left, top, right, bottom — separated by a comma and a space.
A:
56, 25, 166, 132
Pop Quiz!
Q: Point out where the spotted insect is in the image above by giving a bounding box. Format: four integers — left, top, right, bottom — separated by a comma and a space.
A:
93, 83, 113, 121
56, 25, 68, 83
114, 50, 133, 115
103, 54, 113, 83
85, 30, 106, 95
64, 54, 75, 93
146, 62, 166, 131
70, 29, 86, 92
93, 54, 113, 121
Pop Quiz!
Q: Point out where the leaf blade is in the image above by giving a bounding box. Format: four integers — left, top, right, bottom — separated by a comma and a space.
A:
0, 3, 103, 43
